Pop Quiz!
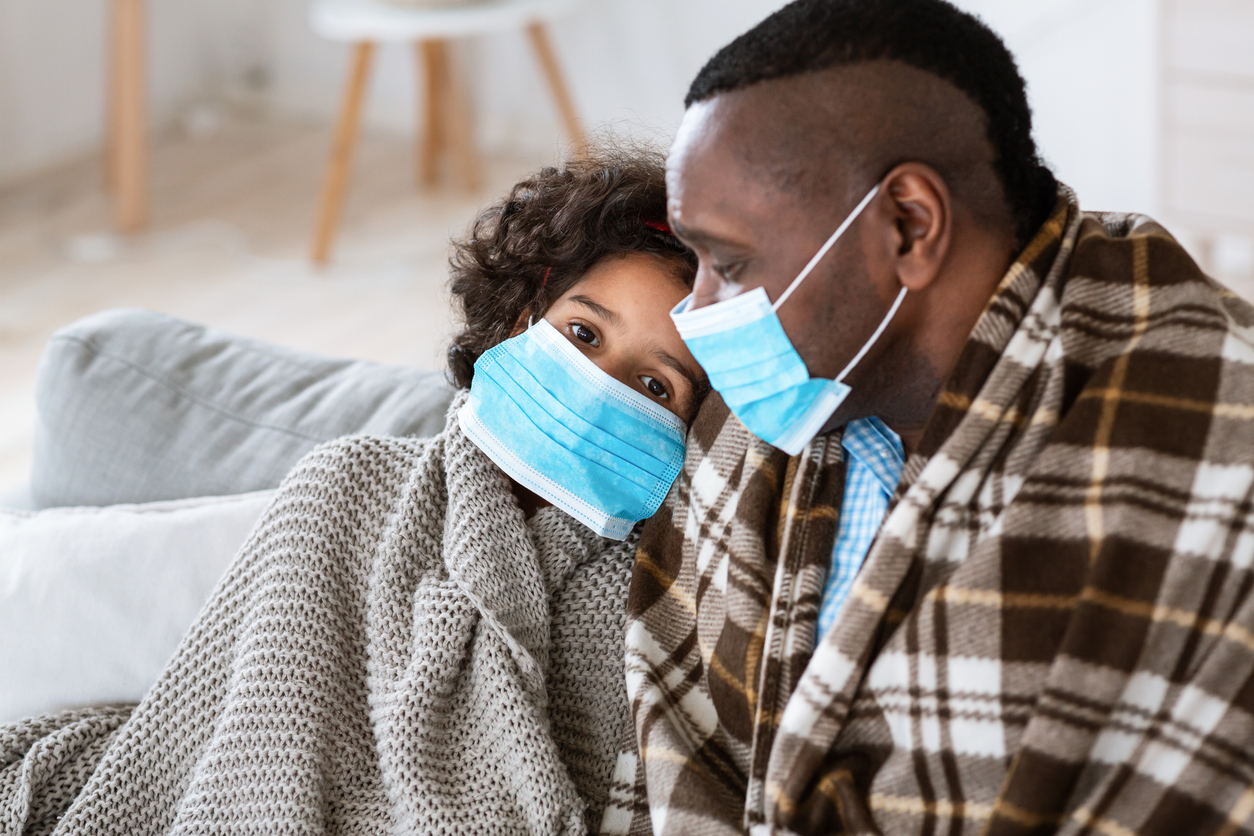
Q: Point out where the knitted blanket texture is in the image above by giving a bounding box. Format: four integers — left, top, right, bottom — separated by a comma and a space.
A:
1, 394, 647, 835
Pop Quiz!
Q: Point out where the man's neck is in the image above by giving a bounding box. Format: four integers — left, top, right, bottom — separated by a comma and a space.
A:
896, 222, 1019, 451
832, 220, 1020, 457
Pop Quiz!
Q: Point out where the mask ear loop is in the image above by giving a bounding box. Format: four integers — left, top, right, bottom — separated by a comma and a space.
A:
834, 285, 908, 383
772, 183, 882, 312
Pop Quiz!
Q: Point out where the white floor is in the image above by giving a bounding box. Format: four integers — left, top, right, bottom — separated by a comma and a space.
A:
0, 112, 550, 499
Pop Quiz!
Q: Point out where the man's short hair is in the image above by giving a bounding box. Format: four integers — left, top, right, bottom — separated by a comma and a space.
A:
687, 0, 1058, 246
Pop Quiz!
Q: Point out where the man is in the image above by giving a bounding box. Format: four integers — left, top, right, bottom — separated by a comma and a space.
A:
620, 1, 1254, 834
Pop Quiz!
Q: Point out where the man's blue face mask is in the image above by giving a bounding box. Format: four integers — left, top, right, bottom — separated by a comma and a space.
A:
458, 318, 687, 541
671, 183, 906, 456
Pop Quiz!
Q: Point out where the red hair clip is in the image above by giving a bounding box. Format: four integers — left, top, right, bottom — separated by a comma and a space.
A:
645, 220, 673, 235
542, 266, 552, 288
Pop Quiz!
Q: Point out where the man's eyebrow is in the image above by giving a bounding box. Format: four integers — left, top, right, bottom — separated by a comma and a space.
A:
669, 219, 709, 245
669, 219, 748, 251
568, 295, 622, 325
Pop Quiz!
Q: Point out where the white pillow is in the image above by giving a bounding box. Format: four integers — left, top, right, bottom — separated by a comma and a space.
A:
0, 490, 274, 724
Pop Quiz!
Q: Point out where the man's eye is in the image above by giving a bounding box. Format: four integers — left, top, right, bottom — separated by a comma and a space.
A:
713, 261, 742, 281
642, 376, 669, 399
573, 324, 599, 346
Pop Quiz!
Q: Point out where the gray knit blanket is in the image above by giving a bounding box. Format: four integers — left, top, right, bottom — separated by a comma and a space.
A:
0, 394, 649, 835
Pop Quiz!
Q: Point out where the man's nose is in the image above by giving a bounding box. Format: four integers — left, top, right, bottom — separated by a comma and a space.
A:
690, 266, 727, 310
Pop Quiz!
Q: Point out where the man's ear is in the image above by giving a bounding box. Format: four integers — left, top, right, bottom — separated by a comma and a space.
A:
882, 163, 951, 293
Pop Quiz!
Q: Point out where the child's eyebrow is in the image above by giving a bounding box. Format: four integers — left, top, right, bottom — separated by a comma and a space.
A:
567, 295, 621, 325
653, 349, 703, 398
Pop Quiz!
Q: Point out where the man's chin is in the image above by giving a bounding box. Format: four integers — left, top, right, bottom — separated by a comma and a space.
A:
819, 400, 870, 436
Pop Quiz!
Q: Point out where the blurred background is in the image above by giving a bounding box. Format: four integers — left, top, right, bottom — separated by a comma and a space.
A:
0, 0, 1251, 497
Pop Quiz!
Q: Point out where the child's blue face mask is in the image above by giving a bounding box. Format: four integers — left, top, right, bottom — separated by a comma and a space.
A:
458, 318, 687, 541
670, 183, 906, 456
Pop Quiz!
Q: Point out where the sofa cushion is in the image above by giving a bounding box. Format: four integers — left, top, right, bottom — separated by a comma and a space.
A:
32, 309, 456, 508
0, 490, 274, 724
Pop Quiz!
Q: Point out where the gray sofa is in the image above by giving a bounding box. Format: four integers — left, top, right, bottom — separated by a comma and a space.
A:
24, 309, 458, 509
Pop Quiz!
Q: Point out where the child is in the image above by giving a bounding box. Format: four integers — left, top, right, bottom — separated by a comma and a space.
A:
1, 146, 697, 836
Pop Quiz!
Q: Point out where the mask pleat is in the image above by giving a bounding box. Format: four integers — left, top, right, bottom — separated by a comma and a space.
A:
504, 334, 686, 464
478, 359, 665, 489
682, 314, 796, 367
707, 351, 809, 392
486, 352, 680, 481
461, 391, 646, 535
461, 318, 688, 539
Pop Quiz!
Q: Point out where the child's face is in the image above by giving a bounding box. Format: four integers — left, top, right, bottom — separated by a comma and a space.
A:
543, 252, 706, 424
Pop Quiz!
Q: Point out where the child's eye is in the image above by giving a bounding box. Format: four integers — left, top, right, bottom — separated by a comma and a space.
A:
642, 376, 669, 399
573, 324, 599, 347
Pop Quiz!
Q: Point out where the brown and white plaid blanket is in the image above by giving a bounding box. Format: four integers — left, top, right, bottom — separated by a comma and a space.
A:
624, 188, 1254, 835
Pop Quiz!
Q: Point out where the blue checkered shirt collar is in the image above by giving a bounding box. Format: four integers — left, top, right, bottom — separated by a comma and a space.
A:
841, 416, 905, 497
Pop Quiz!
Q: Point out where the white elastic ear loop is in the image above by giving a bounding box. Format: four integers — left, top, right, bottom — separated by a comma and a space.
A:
835, 285, 908, 383
772, 183, 882, 312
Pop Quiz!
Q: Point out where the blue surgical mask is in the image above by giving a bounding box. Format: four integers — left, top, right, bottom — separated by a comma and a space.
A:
458, 318, 687, 541
671, 184, 906, 456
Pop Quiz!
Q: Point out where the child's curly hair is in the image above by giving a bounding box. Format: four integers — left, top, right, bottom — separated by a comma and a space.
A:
447, 145, 697, 389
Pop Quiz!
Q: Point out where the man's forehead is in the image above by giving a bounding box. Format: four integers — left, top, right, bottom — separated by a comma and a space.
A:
667, 95, 838, 234
665, 109, 765, 239
667, 101, 731, 176
671, 75, 855, 190
671, 70, 849, 151
668, 97, 784, 194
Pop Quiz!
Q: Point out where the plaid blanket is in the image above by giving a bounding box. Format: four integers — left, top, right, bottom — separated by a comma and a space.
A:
625, 188, 1254, 835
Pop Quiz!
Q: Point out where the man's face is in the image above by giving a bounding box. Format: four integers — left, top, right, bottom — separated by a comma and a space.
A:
666, 89, 895, 385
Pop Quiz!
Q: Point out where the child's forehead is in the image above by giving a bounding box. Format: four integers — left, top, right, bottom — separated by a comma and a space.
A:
559, 253, 689, 306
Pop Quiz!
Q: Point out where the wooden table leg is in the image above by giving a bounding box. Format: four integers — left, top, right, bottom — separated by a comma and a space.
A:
440, 42, 483, 192
418, 40, 446, 188
311, 41, 376, 265
417, 39, 481, 192
526, 22, 587, 158
110, 0, 149, 234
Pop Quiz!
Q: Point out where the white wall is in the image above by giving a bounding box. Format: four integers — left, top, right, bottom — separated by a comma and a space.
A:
0, 0, 107, 183
0, 0, 269, 184
477, 0, 791, 151
952, 0, 1162, 215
